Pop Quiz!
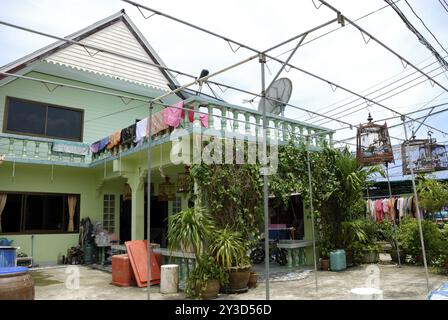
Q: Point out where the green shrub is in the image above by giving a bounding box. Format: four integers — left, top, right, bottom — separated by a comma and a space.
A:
398, 217, 446, 264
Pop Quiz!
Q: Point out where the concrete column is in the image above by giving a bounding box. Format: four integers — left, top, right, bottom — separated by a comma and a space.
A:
129, 175, 145, 240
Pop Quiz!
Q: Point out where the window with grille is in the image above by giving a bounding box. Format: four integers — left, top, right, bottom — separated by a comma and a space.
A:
172, 197, 182, 214
103, 194, 115, 233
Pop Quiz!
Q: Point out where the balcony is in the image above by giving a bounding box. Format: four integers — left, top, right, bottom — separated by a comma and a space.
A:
0, 96, 334, 167
0, 132, 91, 167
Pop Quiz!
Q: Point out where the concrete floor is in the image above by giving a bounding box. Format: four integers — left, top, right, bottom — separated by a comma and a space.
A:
30, 264, 447, 300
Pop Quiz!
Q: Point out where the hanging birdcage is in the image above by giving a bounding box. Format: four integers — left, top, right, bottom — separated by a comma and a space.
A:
402, 138, 448, 175
401, 139, 432, 175
177, 165, 191, 193
158, 176, 176, 201
356, 114, 394, 165
431, 142, 448, 171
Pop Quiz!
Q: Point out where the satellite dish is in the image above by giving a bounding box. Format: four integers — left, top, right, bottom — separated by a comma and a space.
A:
258, 78, 293, 116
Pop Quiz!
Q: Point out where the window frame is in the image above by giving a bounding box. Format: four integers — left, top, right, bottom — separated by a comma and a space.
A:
3, 96, 85, 142
0, 191, 81, 235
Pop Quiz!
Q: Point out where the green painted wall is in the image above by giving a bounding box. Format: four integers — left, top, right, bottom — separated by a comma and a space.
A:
0, 161, 101, 265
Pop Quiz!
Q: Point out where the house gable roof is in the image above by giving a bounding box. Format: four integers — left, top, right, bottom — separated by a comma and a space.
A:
0, 10, 180, 93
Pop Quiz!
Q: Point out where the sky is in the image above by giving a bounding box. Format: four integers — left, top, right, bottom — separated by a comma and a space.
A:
0, 0, 448, 148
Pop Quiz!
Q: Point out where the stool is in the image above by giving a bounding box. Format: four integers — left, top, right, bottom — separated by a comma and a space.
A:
160, 264, 179, 294
351, 288, 383, 300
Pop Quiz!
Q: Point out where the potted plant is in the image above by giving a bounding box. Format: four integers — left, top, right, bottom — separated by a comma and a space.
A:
185, 254, 228, 299
167, 206, 221, 299
167, 206, 215, 259
248, 270, 258, 288
210, 228, 251, 293
362, 243, 382, 263
318, 240, 332, 271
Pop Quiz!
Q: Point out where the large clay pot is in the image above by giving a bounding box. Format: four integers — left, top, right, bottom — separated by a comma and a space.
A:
0, 267, 35, 300
228, 265, 251, 292
197, 279, 220, 300
320, 258, 329, 271
248, 272, 258, 288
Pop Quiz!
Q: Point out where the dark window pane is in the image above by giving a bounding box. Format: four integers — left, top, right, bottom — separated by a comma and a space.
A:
46, 106, 82, 141
24, 195, 44, 231
6, 99, 46, 135
42, 195, 64, 230
1, 194, 22, 233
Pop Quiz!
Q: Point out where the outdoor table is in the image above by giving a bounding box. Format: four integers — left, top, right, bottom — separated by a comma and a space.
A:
277, 240, 313, 268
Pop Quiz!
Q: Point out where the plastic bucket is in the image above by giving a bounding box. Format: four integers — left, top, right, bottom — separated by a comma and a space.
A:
0, 248, 17, 268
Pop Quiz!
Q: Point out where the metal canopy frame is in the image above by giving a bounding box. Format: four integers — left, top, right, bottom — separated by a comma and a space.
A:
0, 0, 444, 299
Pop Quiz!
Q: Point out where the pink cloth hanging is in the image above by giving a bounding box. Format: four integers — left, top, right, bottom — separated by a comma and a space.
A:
163, 101, 184, 128
188, 110, 209, 128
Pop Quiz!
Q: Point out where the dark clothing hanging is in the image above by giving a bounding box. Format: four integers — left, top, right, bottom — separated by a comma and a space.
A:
121, 124, 136, 146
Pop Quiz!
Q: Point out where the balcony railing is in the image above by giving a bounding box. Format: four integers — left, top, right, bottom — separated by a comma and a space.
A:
0, 133, 90, 167
0, 97, 334, 167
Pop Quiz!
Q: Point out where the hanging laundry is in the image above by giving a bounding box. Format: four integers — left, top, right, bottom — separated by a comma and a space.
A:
150, 112, 169, 136
107, 131, 121, 150
163, 101, 184, 128
135, 117, 149, 143
188, 110, 209, 128
53, 141, 89, 156
121, 123, 136, 146
91, 136, 110, 154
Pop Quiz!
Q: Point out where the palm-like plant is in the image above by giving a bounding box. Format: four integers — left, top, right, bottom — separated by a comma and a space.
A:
210, 228, 248, 269
167, 206, 215, 259
335, 149, 383, 220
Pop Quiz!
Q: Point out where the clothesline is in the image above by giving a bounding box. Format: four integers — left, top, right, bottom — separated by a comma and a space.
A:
366, 195, 422, 222
90, 101, 208, 156
363, 193, 412, 200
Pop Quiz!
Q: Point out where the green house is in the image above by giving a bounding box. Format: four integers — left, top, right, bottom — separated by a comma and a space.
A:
0, 11, 333, 266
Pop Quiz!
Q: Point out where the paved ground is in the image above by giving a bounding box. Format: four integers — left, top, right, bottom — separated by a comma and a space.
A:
30, 263, 447, 300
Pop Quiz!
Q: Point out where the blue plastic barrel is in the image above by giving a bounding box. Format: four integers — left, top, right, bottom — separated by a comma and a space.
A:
0, 267, 28, 275
0, 248, 17, 267
330, 249, 347, 271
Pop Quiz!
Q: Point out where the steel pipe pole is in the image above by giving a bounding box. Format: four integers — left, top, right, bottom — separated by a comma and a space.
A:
401, 115, 430, 292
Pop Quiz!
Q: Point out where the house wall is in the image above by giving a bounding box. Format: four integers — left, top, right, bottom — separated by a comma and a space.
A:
0, 71, 165, 144
0, 161, 102, 266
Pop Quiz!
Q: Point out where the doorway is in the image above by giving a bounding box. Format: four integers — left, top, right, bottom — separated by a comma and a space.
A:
144, 194, 168, 248
119, 195, 132, 244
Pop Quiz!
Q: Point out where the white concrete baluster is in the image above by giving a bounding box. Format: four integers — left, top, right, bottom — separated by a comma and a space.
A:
22, 140, 27, 158
34, 141, 40, 158
8, 138, 15, 156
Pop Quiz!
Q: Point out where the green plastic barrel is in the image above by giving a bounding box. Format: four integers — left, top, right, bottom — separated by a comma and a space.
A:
330, 249, 347, 271
84, 244, 94, 265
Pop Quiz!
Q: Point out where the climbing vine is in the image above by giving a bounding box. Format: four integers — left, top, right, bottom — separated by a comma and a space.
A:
190, 162, 264, 244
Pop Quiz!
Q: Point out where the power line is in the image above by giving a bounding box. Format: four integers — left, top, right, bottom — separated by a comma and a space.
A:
384, 0, 448, 71
304, 51, 447, 123
313, 66, 446, 126
439, 0, 448, 13
403, 0, 448, 58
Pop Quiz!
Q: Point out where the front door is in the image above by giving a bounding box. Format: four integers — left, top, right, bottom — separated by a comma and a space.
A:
119, 195, 132, 244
